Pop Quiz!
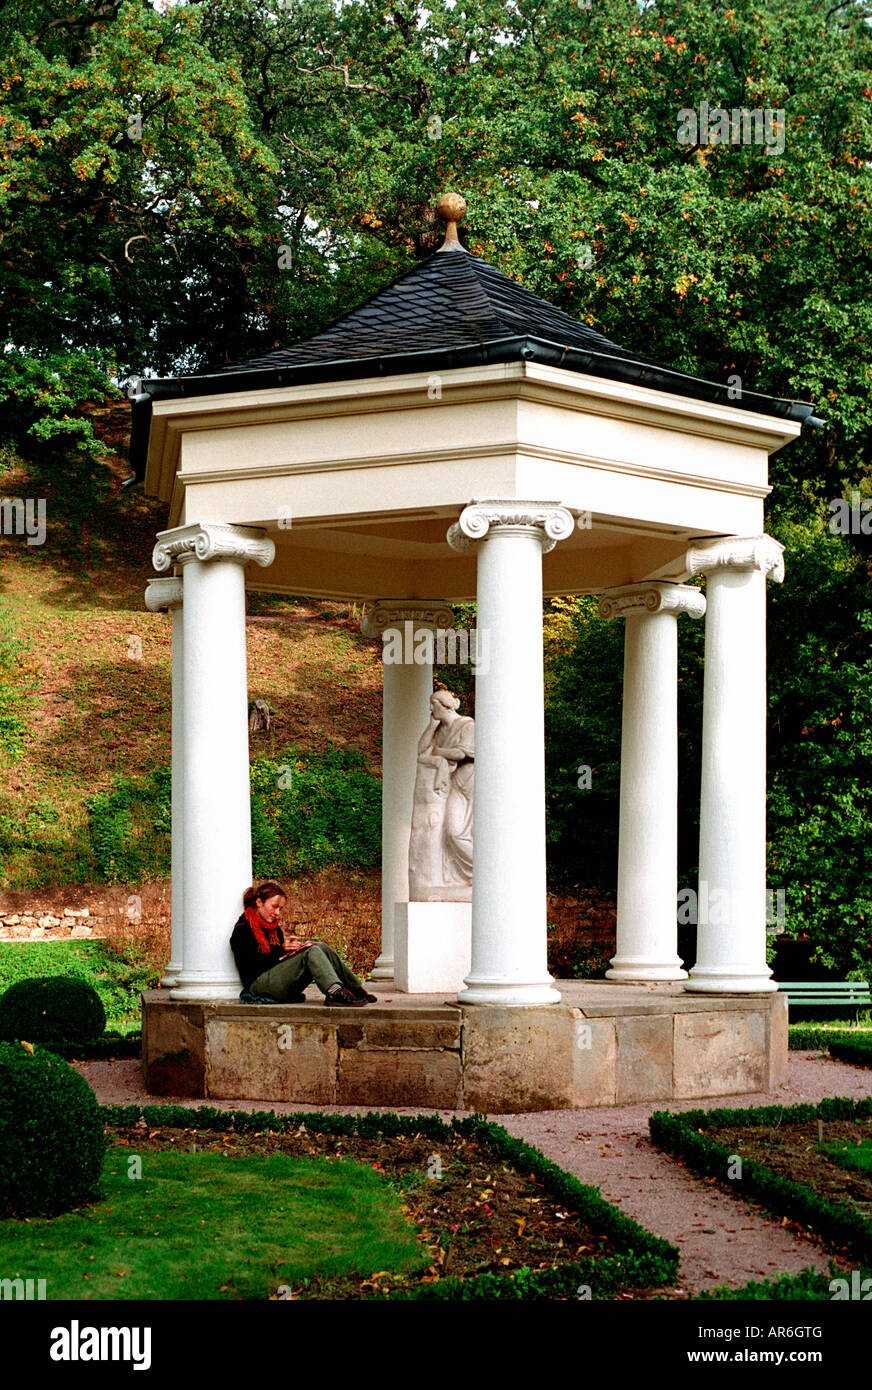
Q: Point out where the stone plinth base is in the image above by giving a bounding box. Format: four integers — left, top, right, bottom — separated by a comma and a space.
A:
394, 901, 472, 994
141, 981, 787, 1114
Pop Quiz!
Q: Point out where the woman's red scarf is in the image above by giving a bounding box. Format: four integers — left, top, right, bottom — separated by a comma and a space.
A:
245, 906, 283, 955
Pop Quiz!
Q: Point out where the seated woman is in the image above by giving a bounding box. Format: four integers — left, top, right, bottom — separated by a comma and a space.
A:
230, 880, 376, 1007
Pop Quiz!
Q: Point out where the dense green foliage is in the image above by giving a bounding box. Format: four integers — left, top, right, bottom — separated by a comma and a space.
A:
86, 766, 172, 882
79, 747, 380, 883
250, 745, 381, 876
650, 1098, 872, 1264
695, 1264, 869, 1301
766, 518, 872, 978
829, 1037, 872, 1068
0, 1041, 106, 1216
0, 941, 155, 1035
2, 0, 871, 970
0, 974, 106, 1045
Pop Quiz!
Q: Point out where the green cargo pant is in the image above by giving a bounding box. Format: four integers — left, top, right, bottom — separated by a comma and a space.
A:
249, 943, 363, 1001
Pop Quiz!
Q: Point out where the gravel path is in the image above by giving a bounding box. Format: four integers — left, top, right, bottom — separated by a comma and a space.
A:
76, 1050, 871, 1294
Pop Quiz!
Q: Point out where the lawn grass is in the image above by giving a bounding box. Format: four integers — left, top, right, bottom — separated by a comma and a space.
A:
0, 941, 156, 1035
822, 1138, 872, 1176
0, 1147, 427, 1300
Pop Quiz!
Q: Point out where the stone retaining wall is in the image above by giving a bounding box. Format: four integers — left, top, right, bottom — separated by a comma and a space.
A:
0, 907, 99, 940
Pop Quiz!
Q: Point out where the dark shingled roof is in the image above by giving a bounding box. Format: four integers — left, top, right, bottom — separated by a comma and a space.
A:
219, 248, 647, 372
128, 241, 818, 481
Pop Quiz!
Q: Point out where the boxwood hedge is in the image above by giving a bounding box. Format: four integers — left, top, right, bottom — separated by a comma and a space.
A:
649, 1097, 872, 1264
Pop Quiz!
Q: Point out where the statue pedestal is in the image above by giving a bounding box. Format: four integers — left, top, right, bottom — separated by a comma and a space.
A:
394, 901, 472, 994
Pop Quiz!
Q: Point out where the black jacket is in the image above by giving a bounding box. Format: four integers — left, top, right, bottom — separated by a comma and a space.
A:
230, 913, 286, 989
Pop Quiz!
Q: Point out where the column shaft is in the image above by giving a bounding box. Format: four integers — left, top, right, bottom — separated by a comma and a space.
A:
611, 611, 684, 980
689, 566, 772, 991
376, 656, 434, 979
684, 535, 783, 995
164, 599, 185, 985
152, 523, 274, 1001
599, 582, 704, 982
448, 502, 572, 1006
171, 555, 252, 998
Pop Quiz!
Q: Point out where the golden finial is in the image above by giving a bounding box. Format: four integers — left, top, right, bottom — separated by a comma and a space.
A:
436, 192, 467, 252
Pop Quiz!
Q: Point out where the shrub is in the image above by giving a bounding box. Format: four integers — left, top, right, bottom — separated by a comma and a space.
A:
789, 1022, 872, 1051
829, 1038, 872, 1068
250, 745, 381, 876
0, 1042, 106, 1216
0, 975, 106, 1046
695, 1266, 851, 1301
85, 766, 171, 882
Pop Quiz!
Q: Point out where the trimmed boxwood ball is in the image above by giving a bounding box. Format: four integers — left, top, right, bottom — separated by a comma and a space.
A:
0, 1042, 106, 1216
0, 975, 105, 1046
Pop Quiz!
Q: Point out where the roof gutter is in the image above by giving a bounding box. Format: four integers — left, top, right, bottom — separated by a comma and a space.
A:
128, 335, 819, 484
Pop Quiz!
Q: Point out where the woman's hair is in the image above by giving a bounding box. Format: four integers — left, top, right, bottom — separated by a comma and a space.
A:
242, 881, 287, 909
432, 689, 460, 711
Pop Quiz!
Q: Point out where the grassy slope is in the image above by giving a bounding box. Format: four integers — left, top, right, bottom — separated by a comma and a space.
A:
0, 411, 384, 890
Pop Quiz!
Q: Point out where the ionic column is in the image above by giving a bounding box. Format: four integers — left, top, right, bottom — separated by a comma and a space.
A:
144, 575, 184, 988
360, 601, 454, 982
684, 535, 784, 994
448, 500, 574, 1005
598, 583, 706, 982
153, 523, 275, 1000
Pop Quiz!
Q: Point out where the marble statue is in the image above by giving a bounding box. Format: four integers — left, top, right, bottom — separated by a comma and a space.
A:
409, 690, 474, 901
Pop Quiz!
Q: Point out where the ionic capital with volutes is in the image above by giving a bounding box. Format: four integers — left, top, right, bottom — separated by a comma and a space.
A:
447, 499, 574, 555
360, 600, 455, 640
598, 582, 706, 622
153, 523, 275, 574
685, 534, 785, 584
144, 576, 183, 612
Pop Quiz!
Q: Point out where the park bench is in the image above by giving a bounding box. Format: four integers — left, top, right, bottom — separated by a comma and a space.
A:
778, 981, 872, 1012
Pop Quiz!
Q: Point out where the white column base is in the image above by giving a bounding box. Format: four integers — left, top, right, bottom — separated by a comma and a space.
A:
457, 979, 563, 1006
394, 901, 471, 993
369, 954, 395, 981
606, 959, 688, 983
684, 967, 777, 994
170, 976, 241, 1002
159, 963, 182, 989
